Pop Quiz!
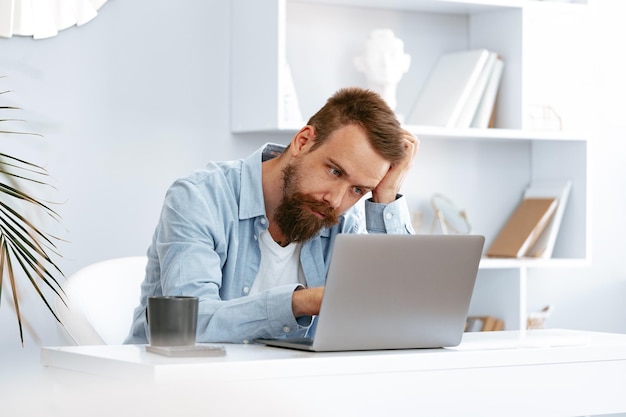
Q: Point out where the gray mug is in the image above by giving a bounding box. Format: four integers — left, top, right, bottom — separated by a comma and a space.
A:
147, 296, 199, 346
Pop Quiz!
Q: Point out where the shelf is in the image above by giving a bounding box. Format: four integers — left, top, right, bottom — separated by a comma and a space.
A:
479, 257, 590, 270
234, 124, 588, 144
297, 0, 521, 13
231, 0, 591, 330
405, 126, 588, 143
297, 0, 586, 14
233, 0, 591, 134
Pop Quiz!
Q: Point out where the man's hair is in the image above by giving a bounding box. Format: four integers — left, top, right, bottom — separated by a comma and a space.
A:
306, 87, 406, 164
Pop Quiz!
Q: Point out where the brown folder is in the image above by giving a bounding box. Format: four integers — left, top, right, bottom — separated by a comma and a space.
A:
487, 197, 558, 258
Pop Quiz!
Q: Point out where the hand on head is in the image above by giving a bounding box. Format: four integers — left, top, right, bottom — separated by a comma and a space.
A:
372, 129, 419, 204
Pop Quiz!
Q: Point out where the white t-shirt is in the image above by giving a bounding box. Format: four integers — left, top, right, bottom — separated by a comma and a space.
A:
250, 230, 306, 294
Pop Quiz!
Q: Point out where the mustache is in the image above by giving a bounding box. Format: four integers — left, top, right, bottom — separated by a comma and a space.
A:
300, 195, 338, 220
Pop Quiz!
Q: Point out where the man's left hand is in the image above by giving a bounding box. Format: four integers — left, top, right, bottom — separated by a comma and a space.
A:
372, 129, 419, 204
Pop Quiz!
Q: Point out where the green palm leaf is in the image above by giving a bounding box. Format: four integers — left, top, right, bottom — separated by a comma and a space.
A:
0, 78, 65, 346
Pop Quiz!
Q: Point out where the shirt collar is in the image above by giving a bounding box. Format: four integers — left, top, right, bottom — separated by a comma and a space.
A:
239, 143, 286, 220
238, 142, 340, 238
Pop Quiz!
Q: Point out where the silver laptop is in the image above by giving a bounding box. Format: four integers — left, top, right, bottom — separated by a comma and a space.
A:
256, 233, 485, 352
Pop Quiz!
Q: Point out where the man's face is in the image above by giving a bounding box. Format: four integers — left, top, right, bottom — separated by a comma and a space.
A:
273, 125, 391, 243
273, 160, 339, 243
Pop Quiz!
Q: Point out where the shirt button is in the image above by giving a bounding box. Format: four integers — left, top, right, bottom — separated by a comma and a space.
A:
254, 235, 258, 241
260, 218, 267, 225
283, 326, 291, 333
385, 213, 393, 220
243, 286, 250, 294
243, 339, 250, 344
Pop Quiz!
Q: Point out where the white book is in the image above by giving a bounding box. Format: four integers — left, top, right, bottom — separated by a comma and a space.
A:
455, 51, 497, 128
486, 197, 558, 258
408, 49, 490, 128
523, 180, 572, 258
471, 56, 504, 129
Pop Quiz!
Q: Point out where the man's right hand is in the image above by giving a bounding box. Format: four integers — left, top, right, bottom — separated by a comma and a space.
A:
292, 287, 324, 317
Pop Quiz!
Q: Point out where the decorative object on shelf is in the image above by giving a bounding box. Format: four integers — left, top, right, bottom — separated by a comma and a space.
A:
408, 49, 503, 128
279, 60, 303, 125
430, 193, 472, 235
527, 104, 563, 131
527, 305, 554, 329
486, 197, 557, 258
0, 0, 108, 40
353, 29, 411, 114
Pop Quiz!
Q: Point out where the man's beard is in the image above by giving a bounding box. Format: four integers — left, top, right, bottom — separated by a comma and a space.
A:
273, 162, 339, 244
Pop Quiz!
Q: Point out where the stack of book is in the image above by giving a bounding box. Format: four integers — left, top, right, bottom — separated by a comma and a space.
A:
408, 49, 504, 129
486, 180, 572, 259
465, 315, 505, 332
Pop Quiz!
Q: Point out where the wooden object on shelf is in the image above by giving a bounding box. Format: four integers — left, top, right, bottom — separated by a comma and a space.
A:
526, 305, 554, 329
486, 197, 558, 258
523, 180, 572, 258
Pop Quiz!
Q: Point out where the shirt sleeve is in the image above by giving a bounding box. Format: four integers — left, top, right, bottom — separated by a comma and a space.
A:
151, 177, 310, 343
363, 194, 415, 234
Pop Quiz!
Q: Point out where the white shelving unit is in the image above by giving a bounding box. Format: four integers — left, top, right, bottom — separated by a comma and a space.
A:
231, 0, 591, 330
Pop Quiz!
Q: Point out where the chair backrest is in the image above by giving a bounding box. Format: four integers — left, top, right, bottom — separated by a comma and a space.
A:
55, 256, 147, 345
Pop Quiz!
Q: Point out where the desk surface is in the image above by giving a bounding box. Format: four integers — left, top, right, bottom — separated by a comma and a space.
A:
40, 329, 626, 417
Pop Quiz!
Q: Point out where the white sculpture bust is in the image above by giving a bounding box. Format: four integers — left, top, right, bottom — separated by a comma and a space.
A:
354, 29, 411, 112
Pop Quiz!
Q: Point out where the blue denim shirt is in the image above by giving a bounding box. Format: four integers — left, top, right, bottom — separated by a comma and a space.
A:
125, 144, 413, 344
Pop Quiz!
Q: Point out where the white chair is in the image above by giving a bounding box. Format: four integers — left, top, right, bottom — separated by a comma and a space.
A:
54, 256, 147, 345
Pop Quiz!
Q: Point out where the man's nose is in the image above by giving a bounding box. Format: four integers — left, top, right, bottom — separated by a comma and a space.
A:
323, 184, 346, 209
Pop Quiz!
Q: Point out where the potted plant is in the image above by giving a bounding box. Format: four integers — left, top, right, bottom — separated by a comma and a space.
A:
0, 77, 65, 346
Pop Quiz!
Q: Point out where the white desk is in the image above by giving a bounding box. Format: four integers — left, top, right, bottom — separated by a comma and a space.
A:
40, 329, 626, 417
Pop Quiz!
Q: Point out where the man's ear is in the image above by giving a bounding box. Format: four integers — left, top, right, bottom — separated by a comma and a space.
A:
291, 125, 316, 156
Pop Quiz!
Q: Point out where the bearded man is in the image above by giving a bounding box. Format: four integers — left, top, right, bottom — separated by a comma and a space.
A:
125, 87, 418, 344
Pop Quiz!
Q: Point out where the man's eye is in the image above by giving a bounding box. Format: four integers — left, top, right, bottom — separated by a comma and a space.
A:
330, 167, 341, 177
353, 187, 364, 196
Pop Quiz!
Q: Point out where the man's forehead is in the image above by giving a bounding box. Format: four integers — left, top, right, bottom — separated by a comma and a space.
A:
317, 127, 390, 184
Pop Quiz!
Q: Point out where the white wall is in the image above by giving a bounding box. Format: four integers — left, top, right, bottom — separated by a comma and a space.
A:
0, 0, 269, 363
0, 0, 625, 371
